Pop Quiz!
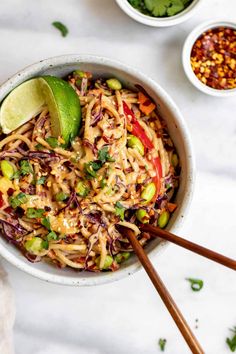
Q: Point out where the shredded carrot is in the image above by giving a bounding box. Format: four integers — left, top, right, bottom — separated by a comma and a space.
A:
138, 92, 156, 115
167, 203, 177, 212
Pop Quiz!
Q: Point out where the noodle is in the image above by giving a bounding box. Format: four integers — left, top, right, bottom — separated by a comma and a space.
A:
0, 71, 180, 272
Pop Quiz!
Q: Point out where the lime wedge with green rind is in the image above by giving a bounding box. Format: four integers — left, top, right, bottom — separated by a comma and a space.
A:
39, 76, 81, 146
0, 78, 45, 134
0, 75, 81, 147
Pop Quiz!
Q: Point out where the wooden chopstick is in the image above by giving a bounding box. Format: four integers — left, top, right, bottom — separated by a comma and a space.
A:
118, 226, 204, 354
140, 224, 236, 271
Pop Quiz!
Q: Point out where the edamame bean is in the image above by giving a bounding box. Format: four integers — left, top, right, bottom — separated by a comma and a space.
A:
158, 211, 170, 229
96, 255, 113, 269
106, 78, 122, 90
75, 181, 89, 197
0, 160, 15, 179
55, 192, 69, 202
115, 252, 130, 264
73, 70, 86, 78
136, 209, 149, 223
171, 153, 179, 167
127, 135, 144, 156
141, 182, 156, 203
25, 237, 45, 254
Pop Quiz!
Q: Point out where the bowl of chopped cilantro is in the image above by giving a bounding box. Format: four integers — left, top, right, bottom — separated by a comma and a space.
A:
116, 0, 202, 27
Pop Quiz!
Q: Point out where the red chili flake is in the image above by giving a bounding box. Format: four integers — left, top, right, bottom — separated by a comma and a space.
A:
191, 26, 236, 90
0, 192, 4, 208
7, 188, 14, 196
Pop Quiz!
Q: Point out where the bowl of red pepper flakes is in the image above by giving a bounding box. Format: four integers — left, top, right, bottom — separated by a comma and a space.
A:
182, 21, 236, 97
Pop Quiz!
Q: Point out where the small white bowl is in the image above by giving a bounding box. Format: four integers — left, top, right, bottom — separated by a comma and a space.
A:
182, 20, 236, 97
116, 0, 202, 27
0, 55, 195, 286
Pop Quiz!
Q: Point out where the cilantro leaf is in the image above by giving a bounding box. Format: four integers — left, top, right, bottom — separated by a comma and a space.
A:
45, 136, 59, 148
100, 176, 107, 189
115, 202, 126, 221
36, 176, 46, 185
158, 338, 167, 352
26, 208, 45, 219
52, 21, 68, 37
84, 161, 100, 179
98, 147, 115, 164
19, 160, 33, 176
226, 327, 236, 352
9, 192, 27, 208
186, 278, 204, 292
46, 231, 58, 241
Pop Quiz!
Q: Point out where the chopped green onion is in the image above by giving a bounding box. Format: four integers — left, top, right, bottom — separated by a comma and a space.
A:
26, 208, 45, 219
96, 255, 113, 270
186, 278, 204, 292
0, 160, 15, 179
75, 181, 89, 197
9, 192, 27, 208
114, 252, 130, 264
25, 237, 46, 254
41, 217, 51, 230
46, 231, 58, 241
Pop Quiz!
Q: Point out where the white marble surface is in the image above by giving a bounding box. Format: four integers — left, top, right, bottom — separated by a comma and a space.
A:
0, 0, 236, 353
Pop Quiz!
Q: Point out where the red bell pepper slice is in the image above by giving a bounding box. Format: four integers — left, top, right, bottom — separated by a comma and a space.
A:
123, 101, 154, 150
123, 101, 163, 199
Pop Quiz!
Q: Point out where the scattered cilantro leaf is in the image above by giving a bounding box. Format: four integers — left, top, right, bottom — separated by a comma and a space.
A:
46, 136, 59, 148
19, 160, 33, 176
11, 170, 21, 180
115, 202, 126, 221
226, 327, 236, 352
9, 192, 27, 208
36, 176, 46, 185
52, 21, 68, 37
35, 143, 44, 150
158, 338, 167, 352
41, 217, 51, 230
100, 176, 107, 189
84, 162, 100, 179
26, 208, 45, 219
98, 147, 115, 164
186, 278, 204, 292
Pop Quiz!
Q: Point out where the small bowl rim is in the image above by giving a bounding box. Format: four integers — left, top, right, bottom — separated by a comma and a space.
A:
182, 20, 236, 97
115, 0, 202, 27
0, 54, 195, 286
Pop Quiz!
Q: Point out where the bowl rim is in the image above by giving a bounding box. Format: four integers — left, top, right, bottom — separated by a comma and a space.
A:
182, 20, 236, 97
115, 0, 202, 27
0, 54, 195, 286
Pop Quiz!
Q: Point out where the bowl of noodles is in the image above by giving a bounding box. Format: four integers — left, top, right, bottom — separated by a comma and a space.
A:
0, 55, 195, 286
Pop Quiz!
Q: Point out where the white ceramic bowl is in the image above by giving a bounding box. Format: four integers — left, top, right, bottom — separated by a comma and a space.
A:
116, 0, 202, 27
0, 55, 195, 286
182, 20, 236, 97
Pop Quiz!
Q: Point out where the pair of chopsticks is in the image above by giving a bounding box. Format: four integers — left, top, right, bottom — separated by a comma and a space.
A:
117, 224, 236, 354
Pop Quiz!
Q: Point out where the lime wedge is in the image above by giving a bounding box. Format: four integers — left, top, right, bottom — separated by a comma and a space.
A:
0, 78, 45, 134
38, 76, 81, 146
0, 76, 81, 146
